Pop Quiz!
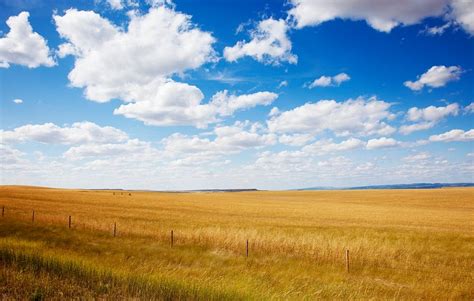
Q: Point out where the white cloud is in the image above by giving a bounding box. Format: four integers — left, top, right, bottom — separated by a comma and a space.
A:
308, 73, 350, 88
268, 107, 280, 117
112, 80, 213, 128
422, 22, 452, 35
209, 90, 278, 116
0, 11, 55, 68
267, 97, 395, 137
403, 152, 431, 162
429, 129, 474, 142
54, 7, 277, 128
277, 80, 288, 89
407, 103, 459, 122
302, 137, 365, 154
12, 98, 23, 104
161, 122, 276, 162
278, 134, 314, 146
288, 0, 449, 32
451, 0, 474, 35
400, 103, 459, 134
287, 0, 473, 36
404, 65, 462, 91
1, 122, 128, 145
106, 0, 124, 9
0, 144, 26, 165
54, 7, 216, 102
63, 139, 153, 160
464, 102, 474, 114
366, 137, 400, 149
399, 122, 435, 135
224, 18, 297, 65
113, 80, 278, 127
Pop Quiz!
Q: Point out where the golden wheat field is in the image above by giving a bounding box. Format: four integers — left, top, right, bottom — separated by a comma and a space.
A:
0, 185, 473, 300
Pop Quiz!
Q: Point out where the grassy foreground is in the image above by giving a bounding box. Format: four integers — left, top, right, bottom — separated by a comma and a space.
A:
0, 186, 473, 300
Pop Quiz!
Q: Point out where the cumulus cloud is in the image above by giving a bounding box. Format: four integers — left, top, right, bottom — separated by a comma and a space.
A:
400, 103, 459, 134
287, 0, 474, 35
267, 97, 395, 137
0, 11, 55, 68
429, 129, 474, 142
404, 65, 462, 91
54, 7, 216, 102
12, 98, 23, 104
1, 122, 128, 145
308, 73, 350, 88
224, 18, 297, 65
113, 80, 278, 127
54, 7, 277, 128
366, 137, 400, 149
288, 0, 449, 32
407, 103, 459, 122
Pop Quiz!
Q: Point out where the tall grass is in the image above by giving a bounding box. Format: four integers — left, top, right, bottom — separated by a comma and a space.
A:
0, 238, 245, 300
0, 186, 473, 299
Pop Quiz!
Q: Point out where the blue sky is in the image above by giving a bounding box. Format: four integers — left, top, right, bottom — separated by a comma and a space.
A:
0, 0, 473, 190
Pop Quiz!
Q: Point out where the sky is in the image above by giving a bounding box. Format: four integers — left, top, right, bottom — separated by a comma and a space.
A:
0, 0, 473, 190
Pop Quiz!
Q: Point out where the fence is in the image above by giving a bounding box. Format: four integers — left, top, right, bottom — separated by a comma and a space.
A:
0, 205, 357, 272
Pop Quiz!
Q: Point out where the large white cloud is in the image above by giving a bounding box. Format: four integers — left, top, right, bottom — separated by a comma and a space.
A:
113, 80, 278, 127
1, 122, 128, 145
429, 129, 474, 142
404, 65, 462, 91
400, 103, 459, 134
54, 6, 216, 102
54, 7, 277, 127
287, 0, 474, 35
267, 97, 395, 137
0, 12, 55, 68
224, 18, 297, 65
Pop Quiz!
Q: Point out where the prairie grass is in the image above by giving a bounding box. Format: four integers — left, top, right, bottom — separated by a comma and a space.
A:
0, 186, 473, 299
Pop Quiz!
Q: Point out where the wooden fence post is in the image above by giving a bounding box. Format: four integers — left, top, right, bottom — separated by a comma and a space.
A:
113, 222, 117, 237
345, 249, 350, 273
171, 230, 174, 247
246, 239, 249, 258
68, 216, 72, 229
32, 210, 35, 223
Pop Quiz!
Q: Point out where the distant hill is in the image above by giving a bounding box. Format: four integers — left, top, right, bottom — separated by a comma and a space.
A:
297, 183, 474, 190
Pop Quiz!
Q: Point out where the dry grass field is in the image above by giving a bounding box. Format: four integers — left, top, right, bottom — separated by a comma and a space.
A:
0, 185, 473, 300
